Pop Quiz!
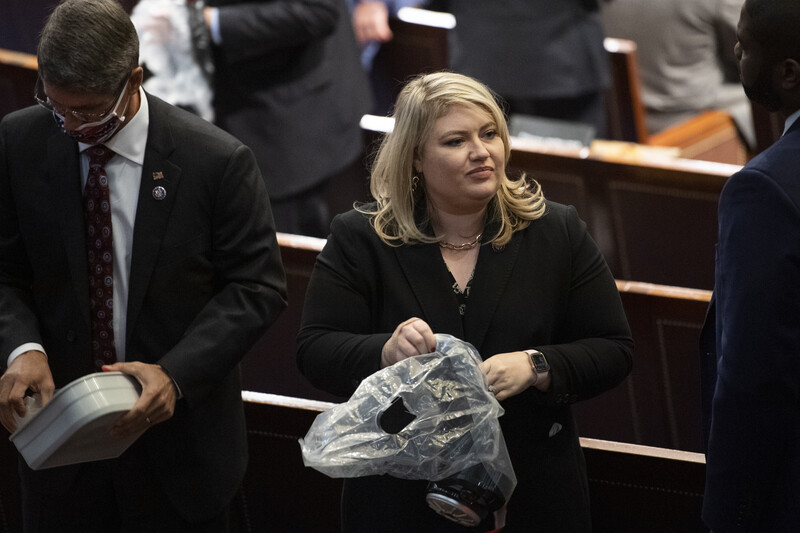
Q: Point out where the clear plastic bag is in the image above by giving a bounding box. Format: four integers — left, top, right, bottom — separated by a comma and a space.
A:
299, 334, 516, 492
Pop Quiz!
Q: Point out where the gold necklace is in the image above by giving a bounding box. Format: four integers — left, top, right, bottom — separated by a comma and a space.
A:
438, 233, 482, 251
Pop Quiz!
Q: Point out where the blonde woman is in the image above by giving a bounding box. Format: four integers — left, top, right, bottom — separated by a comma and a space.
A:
297, 72, 632, 532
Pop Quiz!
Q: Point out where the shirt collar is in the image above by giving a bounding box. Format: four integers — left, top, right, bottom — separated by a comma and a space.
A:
79, 86, 149, 165
783, 108, 800, 135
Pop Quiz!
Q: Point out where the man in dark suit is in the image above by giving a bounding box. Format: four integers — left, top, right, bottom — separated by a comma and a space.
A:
428, 0, 610, 136
204, 0, 373, 237
0, 0, 287, 530
700, 0, 800, 530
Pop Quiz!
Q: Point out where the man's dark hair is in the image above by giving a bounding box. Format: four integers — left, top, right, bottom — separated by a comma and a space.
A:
37, 0, 139, 94
746, 0, 800, 64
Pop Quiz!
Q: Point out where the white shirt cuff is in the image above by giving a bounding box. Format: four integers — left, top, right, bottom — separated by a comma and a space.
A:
7, 343, 46, 368
208, 7, 223, 45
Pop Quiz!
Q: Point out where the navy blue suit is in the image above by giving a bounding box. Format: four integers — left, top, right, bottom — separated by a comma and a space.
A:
701, 119, 800, 531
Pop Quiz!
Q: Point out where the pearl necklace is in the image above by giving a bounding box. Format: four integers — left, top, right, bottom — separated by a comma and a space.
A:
438, 233, 482, 251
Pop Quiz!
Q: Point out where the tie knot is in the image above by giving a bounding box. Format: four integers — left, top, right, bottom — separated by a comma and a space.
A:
86, 145, 115, 167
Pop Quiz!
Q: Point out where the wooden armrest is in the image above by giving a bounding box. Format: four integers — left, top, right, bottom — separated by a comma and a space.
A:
647, 110, 747, 165
0, 48, 38, 70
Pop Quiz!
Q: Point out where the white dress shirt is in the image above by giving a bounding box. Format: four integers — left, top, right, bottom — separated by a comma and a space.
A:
7, 88, 150, 367
783, 108, 800, 135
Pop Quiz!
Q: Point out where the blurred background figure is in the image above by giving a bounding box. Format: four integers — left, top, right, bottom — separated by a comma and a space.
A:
346, 0, 420, 114
132, 0, 215, 121
204, 0, 372, 237
429, 0, 611, 137
602, 0, 753, 146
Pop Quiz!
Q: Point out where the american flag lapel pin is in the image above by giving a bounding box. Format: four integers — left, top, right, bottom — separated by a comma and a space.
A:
152, 171, 164, 180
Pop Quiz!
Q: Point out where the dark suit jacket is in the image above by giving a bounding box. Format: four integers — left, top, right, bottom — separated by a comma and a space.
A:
429, 0, 610, 100
208, 0, 372, 200
297, 202, 633, 531
0, 95, 287, 522
700, 120, 800, 531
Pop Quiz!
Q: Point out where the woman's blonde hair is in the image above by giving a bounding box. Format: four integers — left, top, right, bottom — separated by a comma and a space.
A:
359, 71, 546, 247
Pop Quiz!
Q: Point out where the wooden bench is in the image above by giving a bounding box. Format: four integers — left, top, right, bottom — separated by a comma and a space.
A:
0, 48, 37, 120
604, 37, 748, 165
241, 235, 713, 453
507, 139, 739, 289
236, 393, 706, 532
1, 393, 705, 532
574, 282, 711, 453
361, 111, 739, 289
240, 234, 343, 403
366, 19, 748, 165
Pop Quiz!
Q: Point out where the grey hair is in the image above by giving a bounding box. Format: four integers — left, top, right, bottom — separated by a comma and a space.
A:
38, 0, 139, 94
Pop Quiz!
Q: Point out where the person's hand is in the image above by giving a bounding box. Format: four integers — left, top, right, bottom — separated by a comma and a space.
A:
134, 7, 174, 46
352, 1, 393, 44
103, 362, 177, 438
381, 317, 436, 367
479, 351, 537, 401
0, 350, 54, 433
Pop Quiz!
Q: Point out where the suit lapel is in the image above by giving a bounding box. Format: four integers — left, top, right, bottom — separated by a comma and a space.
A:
463, 234, 522, 352
392, 232, 522, 353
49, 132, 91, 326
126, 101, 181, 340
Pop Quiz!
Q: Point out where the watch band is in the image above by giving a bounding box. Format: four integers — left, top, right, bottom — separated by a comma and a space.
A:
525, 349, 550, 386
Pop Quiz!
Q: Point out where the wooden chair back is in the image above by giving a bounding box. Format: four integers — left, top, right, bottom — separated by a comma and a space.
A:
0, 48, 37, 120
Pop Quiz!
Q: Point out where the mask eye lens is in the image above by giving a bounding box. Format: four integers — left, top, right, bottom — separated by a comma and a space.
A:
34, 79, 124, 124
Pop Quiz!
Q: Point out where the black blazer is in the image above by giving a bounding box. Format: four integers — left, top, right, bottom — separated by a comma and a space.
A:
297, 202, 633, 531
208, 0, 372, 200
0, 95, 287, 522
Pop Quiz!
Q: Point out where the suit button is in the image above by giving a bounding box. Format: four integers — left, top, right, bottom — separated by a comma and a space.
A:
66, 330, 76, 342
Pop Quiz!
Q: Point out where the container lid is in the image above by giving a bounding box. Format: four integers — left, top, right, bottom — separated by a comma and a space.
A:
9, 372, 145, 470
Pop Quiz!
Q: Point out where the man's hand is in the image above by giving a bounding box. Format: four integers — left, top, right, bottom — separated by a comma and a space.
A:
352, 2, 393, 44
103, 362, 177, 438
0, 351, 54, 433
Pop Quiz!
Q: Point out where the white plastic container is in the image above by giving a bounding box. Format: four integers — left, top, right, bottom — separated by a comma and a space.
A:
9, 372, 144, 470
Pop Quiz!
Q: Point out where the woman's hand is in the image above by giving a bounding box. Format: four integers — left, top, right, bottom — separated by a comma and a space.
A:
479, 351, 539, 401
381, 317, 436, 368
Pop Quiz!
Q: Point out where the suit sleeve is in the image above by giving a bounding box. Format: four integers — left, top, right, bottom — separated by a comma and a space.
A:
156, 142, 288, 406
703, 169, 800, 529
0, 114, 44, 373
296, 214, 391, 397
215, 0, 339, 64
536, 205, 634, 403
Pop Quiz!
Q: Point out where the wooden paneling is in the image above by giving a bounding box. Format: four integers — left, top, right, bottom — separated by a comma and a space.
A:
574, 282, 711, 453
0, 49, 37, 120
508, 141, 738, 289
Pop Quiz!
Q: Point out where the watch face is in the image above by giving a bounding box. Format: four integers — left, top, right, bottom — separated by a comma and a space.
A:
529, 351, 549, 373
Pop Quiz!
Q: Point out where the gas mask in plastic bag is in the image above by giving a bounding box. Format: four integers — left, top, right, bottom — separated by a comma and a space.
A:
299, 334, 517, 527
